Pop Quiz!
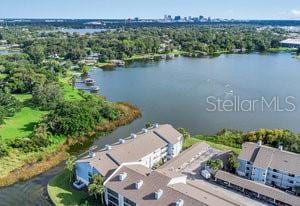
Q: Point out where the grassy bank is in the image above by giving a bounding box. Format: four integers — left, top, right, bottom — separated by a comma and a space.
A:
0, 101, 141, 187
183, 137, 241, 154
266, 47, 296, 53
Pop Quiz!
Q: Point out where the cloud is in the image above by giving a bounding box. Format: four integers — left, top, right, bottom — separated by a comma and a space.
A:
277, 9, 300, 19
290, 10, 300, 18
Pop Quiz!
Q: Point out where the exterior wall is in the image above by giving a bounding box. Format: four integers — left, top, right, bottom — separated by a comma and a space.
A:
251, 167, 267, 183
75, 162, 93, 185
237, 159, 247, 176
267, 169, 300, 191
237, 159, 253, 179
167, 139, 183, 158
75, 162, 99, 185
140, 145, 168, 168
105, 187, 137, 206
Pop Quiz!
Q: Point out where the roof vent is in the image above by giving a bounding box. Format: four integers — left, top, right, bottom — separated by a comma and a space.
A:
118, 172, 127, 181
142, 128, 148, 133
131, 133, 137, 139
155, 189, 163, 200
135, 180, 143, 190
105, 145, 112, 150
154, 123, 159, 128
278, 145, 283, 151
119, 138, 125, 144
176, 199, 184, 206
257, 140, 262, 147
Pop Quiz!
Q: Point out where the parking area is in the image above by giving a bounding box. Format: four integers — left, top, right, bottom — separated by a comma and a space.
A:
180, 147, 226, 179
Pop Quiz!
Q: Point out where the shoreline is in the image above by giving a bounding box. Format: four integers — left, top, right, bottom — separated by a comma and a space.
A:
94, 48, 299, 69
0, 102, 141, 188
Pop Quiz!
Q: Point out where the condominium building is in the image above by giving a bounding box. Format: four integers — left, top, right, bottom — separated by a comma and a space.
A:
237, 141, 300, 192
75, 124, 183, 185
103, 162, 249, 206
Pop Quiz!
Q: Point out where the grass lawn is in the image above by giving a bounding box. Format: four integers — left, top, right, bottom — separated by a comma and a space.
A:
0, 107, 47, 140
267, 47, 296, 52
13, 93, 32, 102
184, 137, 241, 154
48, 170, 97, 206
59, 76, 83, 102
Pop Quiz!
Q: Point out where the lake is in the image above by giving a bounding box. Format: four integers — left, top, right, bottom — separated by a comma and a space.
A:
39, 28, 109, 35
1, 53, 300, 205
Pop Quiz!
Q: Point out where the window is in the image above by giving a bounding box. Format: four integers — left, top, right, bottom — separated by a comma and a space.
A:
107, 188, 119, 206
124, 197, 136, 206
273, 169, 278, 172
107, 188, 118, 198
288, 173, 295, 177
272, 175, 278, 178
288, 180, 294, 184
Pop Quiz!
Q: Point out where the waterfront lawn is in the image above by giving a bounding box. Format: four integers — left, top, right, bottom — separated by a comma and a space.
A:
59, 76, 83, 102
193, 135, 241, 154
0, 107, 47, 140
267, 47, 296, 53
184, 136, 241, 154
48, 170, 99, 206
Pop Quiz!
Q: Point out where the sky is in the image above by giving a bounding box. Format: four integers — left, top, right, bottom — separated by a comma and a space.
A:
0, 0, 300, 20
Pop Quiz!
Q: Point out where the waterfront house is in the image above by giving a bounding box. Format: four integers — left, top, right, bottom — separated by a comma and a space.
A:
280, 38, 300, 49
236, 141, 300, 193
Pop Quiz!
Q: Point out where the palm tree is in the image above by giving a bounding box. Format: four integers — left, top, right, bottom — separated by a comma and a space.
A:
88, 174, 105, 205
65, 155, 76, 183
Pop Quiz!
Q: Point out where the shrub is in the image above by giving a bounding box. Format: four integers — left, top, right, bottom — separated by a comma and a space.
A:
31, 82, 63, 110
100, 104, 121, 121
9, 124, 52, 152
0, 140, 8, 157
0, 90, 22, 117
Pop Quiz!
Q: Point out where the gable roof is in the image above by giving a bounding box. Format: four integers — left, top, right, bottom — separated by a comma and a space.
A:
76, 124, 182, 177
105, 163, 248, 206
215, 170, 300, 206
238, 142, 300, 175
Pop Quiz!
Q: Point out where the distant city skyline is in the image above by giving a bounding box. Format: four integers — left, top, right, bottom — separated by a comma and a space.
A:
0, 0, 300, 20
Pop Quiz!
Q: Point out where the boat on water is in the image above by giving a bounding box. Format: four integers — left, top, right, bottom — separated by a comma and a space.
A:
85, 78, 96, 85
90, 86, 100, 93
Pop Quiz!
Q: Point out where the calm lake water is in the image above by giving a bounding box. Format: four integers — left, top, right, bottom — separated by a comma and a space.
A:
1, 53, 300, 205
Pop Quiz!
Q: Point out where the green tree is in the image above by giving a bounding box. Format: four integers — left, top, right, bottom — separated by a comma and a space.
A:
228, 153, 240, 173
25, 44, 45, 64
65, 155, 77, 183
88, 174, 105, 205
0, 90, 21, 118
178, 128, 191, 140
207, 159, 223, 172
31, 82, 63, 110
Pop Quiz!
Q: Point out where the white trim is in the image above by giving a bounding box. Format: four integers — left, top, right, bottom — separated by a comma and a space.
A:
76, 175, 89, 185
104, 162, 143, 186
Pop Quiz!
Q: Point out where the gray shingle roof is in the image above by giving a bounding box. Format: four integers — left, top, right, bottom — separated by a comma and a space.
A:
238, 142, 300, 175
215, 170, 300, 206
